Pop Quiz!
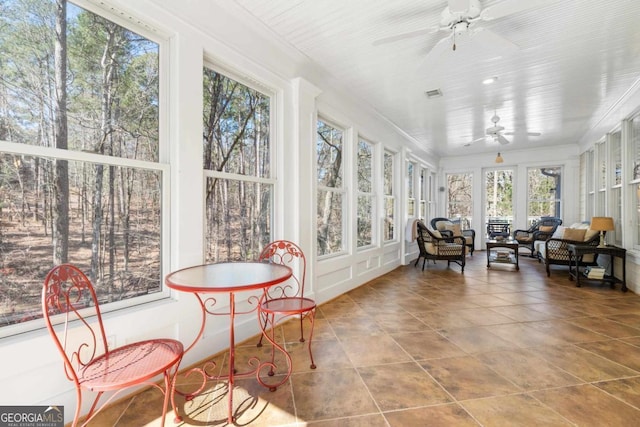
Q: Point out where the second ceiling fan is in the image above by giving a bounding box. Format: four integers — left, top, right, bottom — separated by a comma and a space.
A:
466, 112, 541, 146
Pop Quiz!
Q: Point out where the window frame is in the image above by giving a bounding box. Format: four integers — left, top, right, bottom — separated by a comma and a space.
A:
316, 116, 348, 257
383, 149, 397, 243
201, 61, 277, 262
0, 0, 170, 337
526, 166, 563, 225
356, 137, 376, 249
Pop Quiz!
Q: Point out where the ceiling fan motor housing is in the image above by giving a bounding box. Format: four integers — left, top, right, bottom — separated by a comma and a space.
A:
440, 0, 482, 26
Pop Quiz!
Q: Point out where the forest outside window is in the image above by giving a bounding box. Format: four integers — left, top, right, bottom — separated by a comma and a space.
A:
446, 173, 473, 227
406, 161, 415, 217
0, 0, 164, 334
317, 119, 345, 256
203, 67, 273, 262
628, 113, 640, 249
383, 150, 396, 242
357, 139, 375, 248
527, 167, 562, 225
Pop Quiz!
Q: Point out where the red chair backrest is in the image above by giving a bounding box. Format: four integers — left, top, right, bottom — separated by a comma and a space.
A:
258, 240, 306, 299
42, 264, 108, 385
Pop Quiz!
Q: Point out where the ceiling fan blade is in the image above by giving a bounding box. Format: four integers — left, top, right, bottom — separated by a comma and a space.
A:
448, 0, 470, 14
497, 134, 510, 145
421, 33, 454, 65
373, 26, 439, 46
503, 131, 542, 136
471, 27, 518, 52
464, 136, 487, 146
480, 0, 561, 21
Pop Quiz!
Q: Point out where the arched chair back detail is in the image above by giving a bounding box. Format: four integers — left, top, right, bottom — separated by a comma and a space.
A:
42, 264, 183, 426
259, 240, 306, 300
257, 240, 317, 383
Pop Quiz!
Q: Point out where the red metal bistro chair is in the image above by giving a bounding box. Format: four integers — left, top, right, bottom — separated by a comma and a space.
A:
42, 264, 184, 426
257, 241, 317, 378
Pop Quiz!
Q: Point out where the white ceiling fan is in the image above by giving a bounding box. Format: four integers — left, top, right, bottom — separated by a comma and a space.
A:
373, 0, 561, 62
465, 112, 541, 146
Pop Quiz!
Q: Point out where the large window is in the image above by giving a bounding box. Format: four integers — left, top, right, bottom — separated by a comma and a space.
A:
527, 167, 562, 225
447, 173, 472, 225
383, 150, 396, 241
357, 139, 374, 248
485, 169, 513, 228
596, 140, 607, 216
609, 130, 622, 246
317, 119, 345, 255
0, 0, 163, 332
419, 168, 427, 220
406, 161, 415, 217
203, 68, 273, 262
629, 114, 640, 249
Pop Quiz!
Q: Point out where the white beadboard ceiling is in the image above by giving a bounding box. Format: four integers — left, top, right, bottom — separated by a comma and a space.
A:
230, 0, 640, 158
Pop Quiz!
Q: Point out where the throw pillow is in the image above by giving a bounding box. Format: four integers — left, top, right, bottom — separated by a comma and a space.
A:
539, 225, 554, 233
563, 228, 587, 241
445, 223, 462, 236
584, 228, 599, 242
552, 226, 565, 239
431, 229, 442, 239
435, 220, 452, 231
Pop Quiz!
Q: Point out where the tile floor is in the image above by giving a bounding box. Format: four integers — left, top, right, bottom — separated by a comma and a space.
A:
89, 253, 640, 426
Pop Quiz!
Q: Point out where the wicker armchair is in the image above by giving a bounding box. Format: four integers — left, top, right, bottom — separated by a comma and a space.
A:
538, 228, 601, 277
430, 217, 475, 256
513, 216, 562, 257
415, 221, 466, 272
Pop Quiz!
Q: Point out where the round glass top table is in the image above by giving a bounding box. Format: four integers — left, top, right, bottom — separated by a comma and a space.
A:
165, 261, 293, 424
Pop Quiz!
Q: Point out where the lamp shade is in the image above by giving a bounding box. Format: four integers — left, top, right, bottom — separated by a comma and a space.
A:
590, 216, 614, 231
495, 152, 504, 163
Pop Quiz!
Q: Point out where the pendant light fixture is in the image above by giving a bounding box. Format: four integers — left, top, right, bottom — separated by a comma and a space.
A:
495, 152, 504, 163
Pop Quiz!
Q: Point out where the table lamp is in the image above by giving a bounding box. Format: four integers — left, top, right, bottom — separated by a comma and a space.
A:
590, 216, 614, 248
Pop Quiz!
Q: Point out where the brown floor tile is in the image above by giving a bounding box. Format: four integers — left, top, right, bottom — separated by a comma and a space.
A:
307, 413, 388, 426
338, 333, 412, 366
531, 384, 640, 425
420, 356, 520, 400
577, 339, 640, 371
482, 322, 567, 348
476, 349, 581, 390
358, 362, 451, 410
384, 403, 479, 426
390, 330, 466, 360
567, 316, 640, 338
291, 368, 378, 422
527, 344, 639, 381
595, 376, 640, 408
460, 393, 573, 426
437, 326, 515, 353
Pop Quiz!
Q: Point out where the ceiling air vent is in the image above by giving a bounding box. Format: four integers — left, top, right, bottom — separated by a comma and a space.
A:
425, 89, 443, 98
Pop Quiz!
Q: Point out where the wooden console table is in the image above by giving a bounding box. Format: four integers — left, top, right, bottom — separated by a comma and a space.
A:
567, 244, 627, 292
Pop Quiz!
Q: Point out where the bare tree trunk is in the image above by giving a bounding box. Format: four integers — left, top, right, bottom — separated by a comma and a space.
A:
53, 0, 69, 265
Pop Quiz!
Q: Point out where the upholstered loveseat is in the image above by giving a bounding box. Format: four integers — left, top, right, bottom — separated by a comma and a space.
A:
416, 220, 466, 272
536, 222, 601, 277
